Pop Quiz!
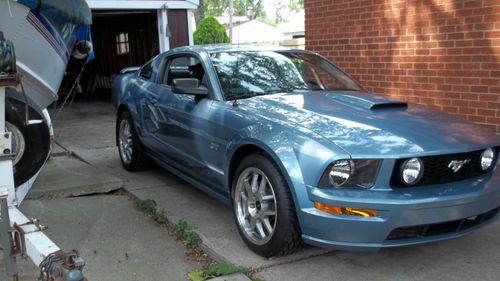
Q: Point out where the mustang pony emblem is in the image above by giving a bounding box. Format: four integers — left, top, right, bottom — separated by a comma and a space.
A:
448, 159, 471, 173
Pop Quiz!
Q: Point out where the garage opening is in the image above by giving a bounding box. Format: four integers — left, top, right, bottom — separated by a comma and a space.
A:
91, 10, 159, 98
66, 10, 160, 100
57, 8, 191, 102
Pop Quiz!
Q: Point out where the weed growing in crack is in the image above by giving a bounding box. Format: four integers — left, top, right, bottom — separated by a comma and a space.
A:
174, 219, 188, 236
174, 219, 202, 250
154, 210, 167, 224
188, 262, 265, 281
136, 198, 169, 225
136, 198, 157, 217
134, 198, 262, 280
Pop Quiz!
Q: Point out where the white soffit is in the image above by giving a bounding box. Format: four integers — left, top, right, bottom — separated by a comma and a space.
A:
86, 1, 199, 10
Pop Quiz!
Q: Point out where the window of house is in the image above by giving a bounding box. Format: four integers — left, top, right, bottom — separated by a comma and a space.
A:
116, 32, 129, 55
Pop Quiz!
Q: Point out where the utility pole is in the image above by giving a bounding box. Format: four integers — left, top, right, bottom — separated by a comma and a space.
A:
229, 0, 234, 41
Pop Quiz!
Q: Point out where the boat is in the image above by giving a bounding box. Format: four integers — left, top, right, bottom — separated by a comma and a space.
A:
0, 0, 93, 190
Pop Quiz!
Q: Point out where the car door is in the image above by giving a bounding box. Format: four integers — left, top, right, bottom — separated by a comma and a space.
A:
143, 54, 226, 190
128, 60, 162, 148
129, 59, 166, 152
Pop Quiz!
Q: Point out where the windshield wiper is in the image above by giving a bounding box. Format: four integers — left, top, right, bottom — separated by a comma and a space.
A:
226, 90, 291, 100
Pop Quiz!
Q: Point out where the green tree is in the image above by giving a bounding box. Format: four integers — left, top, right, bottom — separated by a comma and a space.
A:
289, 0, 304, 11
197, 0, 266, 19
193, 17, 230, 44
202, 0, 228, 18
273, 0, 287, 24
234, 0, 266, 18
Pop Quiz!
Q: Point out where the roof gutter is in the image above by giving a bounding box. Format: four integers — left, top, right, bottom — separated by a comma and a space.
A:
86, 0, 198, 10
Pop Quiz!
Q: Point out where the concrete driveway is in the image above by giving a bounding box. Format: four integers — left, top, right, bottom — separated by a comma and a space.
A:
5, 101, 499, 281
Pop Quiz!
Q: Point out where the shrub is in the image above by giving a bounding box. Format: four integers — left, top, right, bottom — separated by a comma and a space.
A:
194, 17, 230, 45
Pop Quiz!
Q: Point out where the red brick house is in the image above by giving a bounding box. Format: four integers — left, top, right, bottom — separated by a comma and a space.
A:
305, 0, 499, 133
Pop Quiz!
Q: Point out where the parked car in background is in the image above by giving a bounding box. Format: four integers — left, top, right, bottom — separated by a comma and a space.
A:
112, 44, 500, 257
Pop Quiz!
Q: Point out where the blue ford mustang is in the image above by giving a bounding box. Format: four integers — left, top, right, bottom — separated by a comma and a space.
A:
112, 45, 500, 257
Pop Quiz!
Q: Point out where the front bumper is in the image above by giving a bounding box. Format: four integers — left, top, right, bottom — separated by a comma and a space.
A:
296, 170, 500, 251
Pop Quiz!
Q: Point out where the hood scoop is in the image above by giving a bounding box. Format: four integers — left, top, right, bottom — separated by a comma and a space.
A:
326, 93, 408, 111
369, 102, 408, 110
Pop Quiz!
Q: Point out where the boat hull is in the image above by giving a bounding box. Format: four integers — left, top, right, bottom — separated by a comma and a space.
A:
0, 1, 67, 108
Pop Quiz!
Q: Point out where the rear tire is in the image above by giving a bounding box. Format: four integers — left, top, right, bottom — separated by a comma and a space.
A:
116, 111, 150, 171
232, 153, 302, 257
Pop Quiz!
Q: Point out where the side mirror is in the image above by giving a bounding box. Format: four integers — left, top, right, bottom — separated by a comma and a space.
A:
120, 66, 140, 74
172, 78, 208, 96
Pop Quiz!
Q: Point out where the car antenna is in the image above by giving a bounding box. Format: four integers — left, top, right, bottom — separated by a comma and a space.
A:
232, 11, 242, 107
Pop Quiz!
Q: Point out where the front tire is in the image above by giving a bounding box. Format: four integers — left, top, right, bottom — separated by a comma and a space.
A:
232, 153, 301, 257
116, 111, 150, 171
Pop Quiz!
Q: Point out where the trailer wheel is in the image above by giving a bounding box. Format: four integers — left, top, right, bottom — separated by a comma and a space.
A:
5, 97, 51, 187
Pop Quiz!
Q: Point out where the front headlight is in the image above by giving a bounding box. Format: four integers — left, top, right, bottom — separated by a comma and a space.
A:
480, 148, 495, 172
318, 159, 381, 188
328, 160, 352, 187
400, 158, 423, 185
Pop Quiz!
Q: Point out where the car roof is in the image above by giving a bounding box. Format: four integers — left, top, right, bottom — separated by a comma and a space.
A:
169, 44, 310, 54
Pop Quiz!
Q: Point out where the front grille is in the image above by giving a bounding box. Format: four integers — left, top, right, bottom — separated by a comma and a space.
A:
386, 207, 499, 241
391, 148, 498, 187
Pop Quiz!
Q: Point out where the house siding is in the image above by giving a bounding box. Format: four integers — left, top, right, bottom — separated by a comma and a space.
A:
305, 0, 500, 133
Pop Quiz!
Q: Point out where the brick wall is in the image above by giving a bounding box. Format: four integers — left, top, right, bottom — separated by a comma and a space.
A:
305, 0, 500, 133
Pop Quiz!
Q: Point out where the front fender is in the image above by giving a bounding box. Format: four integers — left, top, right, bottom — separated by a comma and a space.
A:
225, 123, 350, 210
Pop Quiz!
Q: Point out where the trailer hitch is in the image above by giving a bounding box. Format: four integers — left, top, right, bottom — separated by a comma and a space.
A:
38, 250, 87, 281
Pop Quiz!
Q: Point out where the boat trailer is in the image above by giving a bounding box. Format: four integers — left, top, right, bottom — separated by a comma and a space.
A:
0, 34, 87, 281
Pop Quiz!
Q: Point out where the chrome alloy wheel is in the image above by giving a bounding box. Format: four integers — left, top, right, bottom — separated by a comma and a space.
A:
118, 118, 133, 165
234, 167, 277, 245
5, 121, 25, 166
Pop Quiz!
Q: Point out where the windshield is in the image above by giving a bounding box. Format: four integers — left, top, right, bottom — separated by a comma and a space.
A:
210, 51, 362, 100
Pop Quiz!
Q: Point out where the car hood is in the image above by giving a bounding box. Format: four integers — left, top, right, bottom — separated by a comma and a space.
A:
236, 91, 500, 157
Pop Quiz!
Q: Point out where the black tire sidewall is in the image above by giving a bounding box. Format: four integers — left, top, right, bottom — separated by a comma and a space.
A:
5, 98, 50, 187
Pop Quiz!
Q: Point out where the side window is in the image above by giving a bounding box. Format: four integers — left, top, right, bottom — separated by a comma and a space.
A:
164, 56, 205, 87
139, 61, 153, 80
292, 58, 344, 90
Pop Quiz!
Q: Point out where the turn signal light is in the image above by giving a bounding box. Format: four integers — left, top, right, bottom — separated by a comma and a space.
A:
314, 202, 377, 217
